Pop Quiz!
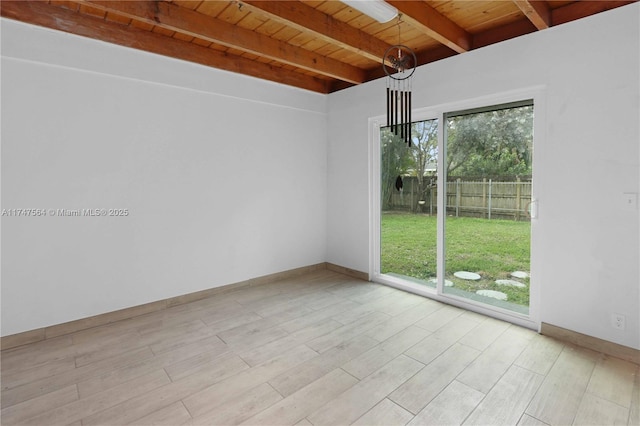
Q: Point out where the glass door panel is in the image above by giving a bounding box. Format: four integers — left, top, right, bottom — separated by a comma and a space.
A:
443, 102, 533, 315
380, 119, 439, 288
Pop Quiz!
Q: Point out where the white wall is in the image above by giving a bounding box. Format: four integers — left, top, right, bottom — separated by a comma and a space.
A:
327, 4, 640, 349
1, 19, 328, 336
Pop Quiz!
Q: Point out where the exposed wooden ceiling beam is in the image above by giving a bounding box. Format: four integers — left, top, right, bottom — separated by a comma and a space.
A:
551, 0, 636, 26
472, 17, 537, 49
240, 0, 392, 63
0, 1, 329, 93
512, 0, 550, 30
80, 0, 366, 84
387, 0, 471, 53
473, 0, 634, 49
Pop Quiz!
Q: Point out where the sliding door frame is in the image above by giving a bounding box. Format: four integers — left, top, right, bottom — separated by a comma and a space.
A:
370, 87, 546, 331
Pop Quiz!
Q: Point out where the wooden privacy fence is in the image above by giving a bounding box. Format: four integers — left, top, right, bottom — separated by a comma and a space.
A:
387, 177, 532, 221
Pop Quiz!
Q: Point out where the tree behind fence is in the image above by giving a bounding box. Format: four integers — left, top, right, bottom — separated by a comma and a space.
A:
386, 176, 532, 221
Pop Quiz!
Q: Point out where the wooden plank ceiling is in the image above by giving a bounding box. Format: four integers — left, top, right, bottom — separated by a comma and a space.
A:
2, 0, 636, 93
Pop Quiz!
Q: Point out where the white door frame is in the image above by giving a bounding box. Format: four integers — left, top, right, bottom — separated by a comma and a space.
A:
369, 86, 546, 331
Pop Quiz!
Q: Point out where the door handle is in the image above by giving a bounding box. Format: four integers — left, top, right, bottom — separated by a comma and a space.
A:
526, 198, 538, 219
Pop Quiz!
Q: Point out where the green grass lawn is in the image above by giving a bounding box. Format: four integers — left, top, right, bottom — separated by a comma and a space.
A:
381, 212, 531, 306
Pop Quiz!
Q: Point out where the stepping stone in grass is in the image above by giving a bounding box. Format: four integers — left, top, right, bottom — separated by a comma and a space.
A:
476, 290, 508, 300
427, 278, 454, 287
511, 271, 529, 279
454, 271, 481, 281
495, 279, 526, 288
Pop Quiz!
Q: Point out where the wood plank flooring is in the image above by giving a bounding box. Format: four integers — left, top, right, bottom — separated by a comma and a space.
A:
1, 269, 638, 425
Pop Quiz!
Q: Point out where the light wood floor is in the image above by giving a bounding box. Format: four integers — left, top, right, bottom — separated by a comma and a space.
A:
1, 270, 638, 426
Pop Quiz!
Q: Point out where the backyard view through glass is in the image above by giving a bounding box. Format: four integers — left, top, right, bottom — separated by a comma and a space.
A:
381, 119, 439, 287
381, 102, 533, 315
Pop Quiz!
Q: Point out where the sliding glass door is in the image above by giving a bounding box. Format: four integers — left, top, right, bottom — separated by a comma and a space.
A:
442, 102, 534, 315
380, 119, 439, 288
375, 98, 537, 322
